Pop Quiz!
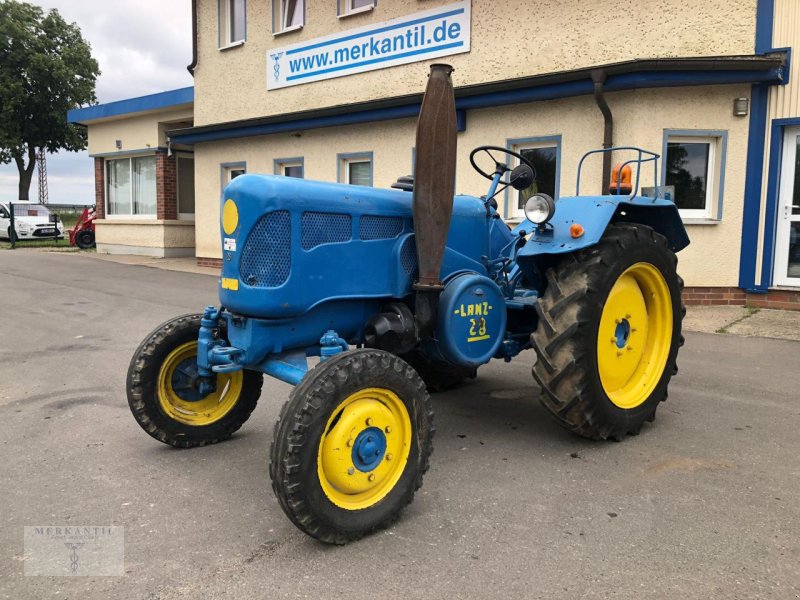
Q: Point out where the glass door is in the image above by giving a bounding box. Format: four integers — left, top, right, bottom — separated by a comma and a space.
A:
774, 127, 800, 286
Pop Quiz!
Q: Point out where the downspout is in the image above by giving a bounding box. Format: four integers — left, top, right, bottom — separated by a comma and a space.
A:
187, 0, 198, 76
591, 69, 613, 194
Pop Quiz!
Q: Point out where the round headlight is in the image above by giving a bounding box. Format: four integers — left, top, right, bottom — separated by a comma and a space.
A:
524, 193, 556, 224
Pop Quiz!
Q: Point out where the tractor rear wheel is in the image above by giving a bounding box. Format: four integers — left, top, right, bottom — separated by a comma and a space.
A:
399, 350, 477, 392
531, 224, 684, 440
75, 229, 95, 249
127, 314, 263, 448
270, 349, 433, 544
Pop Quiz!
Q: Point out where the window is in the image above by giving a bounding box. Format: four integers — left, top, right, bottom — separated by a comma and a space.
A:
507, 137, 560, 220
663, 131, 726, 220
219, 0, 246, 48
338, 0, 375, 17
221, 163, 246, 193
274, 158, 304, 178
338, 153, 373, 186
177, 155, 195, 218
106, 156, 156, 217
273, 0, 304, 34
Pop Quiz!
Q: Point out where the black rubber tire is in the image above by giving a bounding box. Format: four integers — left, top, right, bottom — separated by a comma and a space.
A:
75, 229, 95, 249
127, 314, 263, 448
269, 349, 434, 544
531, 224, 685, 441
398, 350, 477, 392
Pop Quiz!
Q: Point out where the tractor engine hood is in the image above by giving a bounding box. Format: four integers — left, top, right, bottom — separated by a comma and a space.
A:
216, 174, 487, 320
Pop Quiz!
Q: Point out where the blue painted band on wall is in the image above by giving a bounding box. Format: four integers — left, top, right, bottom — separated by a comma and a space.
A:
67, 87, 194, 124
756, 0, 775, 54
739, 84, 770, 291
738, 0, 776, 291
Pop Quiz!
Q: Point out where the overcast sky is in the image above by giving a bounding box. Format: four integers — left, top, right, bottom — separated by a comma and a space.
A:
0, 0, 193, 204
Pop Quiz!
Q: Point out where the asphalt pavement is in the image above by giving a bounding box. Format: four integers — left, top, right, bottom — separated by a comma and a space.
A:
1, 250, 799, 599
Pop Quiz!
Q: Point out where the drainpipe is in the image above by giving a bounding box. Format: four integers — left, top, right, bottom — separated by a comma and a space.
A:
591, 69, 613, 194
187, 0, 198, 76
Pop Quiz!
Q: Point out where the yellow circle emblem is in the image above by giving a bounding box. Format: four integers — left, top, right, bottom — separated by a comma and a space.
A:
222, 199, 238, 235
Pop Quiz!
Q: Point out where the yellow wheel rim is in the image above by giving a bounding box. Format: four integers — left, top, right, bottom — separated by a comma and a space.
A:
596, 262, 673, 409
157, 341, 243, 426
317, 388, 412, 511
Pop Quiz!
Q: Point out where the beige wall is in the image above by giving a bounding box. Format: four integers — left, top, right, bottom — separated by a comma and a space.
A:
193, 83, 750, 287
87, 107, 193, 156
193, 0, 757, 126
95, 220, 196, 257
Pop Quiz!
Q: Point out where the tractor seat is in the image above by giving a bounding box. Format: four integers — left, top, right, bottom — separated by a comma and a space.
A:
608, 163, 632, 195
391, 175, 414, 192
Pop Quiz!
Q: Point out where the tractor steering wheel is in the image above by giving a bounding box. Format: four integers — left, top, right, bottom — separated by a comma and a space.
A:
469, 145, 535, 181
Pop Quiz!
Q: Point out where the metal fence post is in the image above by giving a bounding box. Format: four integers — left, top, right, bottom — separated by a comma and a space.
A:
9, 201, 16, 249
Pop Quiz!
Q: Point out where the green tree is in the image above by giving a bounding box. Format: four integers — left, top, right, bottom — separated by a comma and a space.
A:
0, 1, 99, 200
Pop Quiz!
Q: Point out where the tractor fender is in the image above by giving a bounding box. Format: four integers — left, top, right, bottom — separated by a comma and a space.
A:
515, 195, 689, 260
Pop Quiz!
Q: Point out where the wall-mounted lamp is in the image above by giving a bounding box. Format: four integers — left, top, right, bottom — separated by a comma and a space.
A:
115, 139, 122, 150
733, 97, 749, 117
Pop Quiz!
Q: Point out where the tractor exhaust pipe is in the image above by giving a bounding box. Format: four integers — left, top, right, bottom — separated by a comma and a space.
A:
412, 63, 457, 337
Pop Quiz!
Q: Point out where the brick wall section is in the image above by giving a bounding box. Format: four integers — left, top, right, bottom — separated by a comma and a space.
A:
156, 151, 177, 220
683, 287, 800, 311
745, 289, 800, 311
94, 157, 105, 219
197, 257, 223, 269
682, 287, 746, 306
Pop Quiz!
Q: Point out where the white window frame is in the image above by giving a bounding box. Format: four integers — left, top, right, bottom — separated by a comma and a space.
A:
219, 0, 246, 49
274, 157, 304, 178
338, 152, 373, 186
105, 154, 157, 220
662, 131, 727, 222
338, 0, 375, 18
507, 138, 560, 221
221, 162, 247, 195
176, 153, 195, 221
273, 0, 304, 35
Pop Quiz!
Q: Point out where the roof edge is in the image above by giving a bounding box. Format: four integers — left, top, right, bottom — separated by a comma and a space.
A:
67, 87, 195, 125
168, 53, 786, 144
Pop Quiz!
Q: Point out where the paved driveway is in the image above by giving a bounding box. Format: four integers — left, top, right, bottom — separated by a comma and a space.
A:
1, 251, 799, 599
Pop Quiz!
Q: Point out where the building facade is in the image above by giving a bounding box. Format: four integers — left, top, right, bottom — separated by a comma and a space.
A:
69, 0, 800, 308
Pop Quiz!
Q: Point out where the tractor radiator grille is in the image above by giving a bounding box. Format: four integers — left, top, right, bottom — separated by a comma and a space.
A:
301, 212, 351, 250
359, 215, 403, 240
239, 211, 291, 288
400, 237, 418, 275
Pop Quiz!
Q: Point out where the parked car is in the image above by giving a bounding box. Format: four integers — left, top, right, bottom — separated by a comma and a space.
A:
0, 201, 65, 241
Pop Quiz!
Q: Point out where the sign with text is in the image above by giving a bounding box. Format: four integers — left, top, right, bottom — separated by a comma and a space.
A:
267, 1, 471, 90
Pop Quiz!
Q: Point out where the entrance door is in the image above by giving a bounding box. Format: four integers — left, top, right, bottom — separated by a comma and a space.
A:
774, 127, 800, 286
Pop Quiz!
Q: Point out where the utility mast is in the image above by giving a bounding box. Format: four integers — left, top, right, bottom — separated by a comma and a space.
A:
36, 149, 49, 205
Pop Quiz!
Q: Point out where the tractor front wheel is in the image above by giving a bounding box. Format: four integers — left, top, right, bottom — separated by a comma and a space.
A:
127, 314, 263, 448
269, 349, 434, 544
531, 224, 684, 440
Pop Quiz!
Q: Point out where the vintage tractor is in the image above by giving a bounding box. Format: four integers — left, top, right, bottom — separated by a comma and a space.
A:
127, 65, 688, 544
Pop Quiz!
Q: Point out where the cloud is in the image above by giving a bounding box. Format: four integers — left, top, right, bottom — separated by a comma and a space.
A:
0, 0, 193, 204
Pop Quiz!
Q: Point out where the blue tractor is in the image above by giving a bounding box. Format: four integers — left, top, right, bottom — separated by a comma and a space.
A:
127, 65, 689, 544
